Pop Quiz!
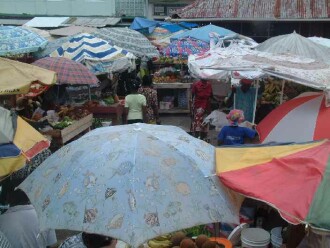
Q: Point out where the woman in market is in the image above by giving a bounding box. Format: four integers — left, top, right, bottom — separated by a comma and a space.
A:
138, 75, 160, 124
191, 78, 216, 140
124, 79, 147, 124
217, 109, 258, 146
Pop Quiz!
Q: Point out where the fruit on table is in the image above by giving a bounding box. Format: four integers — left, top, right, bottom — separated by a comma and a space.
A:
170, 232, 186, 247
195, 235, 209, 248
180, 238, 195, 248
148, 239, 172, 248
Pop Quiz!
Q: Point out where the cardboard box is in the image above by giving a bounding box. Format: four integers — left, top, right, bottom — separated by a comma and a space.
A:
159, 101, 174, 110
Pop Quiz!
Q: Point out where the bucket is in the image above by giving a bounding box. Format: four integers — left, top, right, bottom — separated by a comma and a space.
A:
241, 228, 270, 248
270, 227, 283, 248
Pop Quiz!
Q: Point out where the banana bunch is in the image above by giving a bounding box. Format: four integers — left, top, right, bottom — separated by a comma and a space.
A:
148, 235, 172, 248
262, 81, 282, 104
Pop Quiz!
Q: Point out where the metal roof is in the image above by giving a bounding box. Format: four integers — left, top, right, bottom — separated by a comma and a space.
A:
49, 25, 97, 36
0, 19, 30, 25
176, 0, 330, 19
67, 17, 121, 27
24, 17, 70, 28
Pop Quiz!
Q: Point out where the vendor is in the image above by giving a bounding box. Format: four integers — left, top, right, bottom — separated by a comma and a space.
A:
217, 109, 258, 146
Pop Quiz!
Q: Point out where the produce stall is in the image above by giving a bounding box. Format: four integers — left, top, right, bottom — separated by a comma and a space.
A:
84, 101, 124, 125
153, 57, 194, 114
33, 105, 93, 146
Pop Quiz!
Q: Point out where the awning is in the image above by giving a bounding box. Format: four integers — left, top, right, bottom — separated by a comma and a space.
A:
68, 17, 121, 27
24, 17, 70, 28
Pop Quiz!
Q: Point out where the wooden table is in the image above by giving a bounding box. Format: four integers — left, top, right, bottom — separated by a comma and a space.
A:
87, 103, 124, 125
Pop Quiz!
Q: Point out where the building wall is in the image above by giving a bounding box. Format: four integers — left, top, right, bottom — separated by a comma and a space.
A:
147, 0, 195, 19
0, 0, 116, 16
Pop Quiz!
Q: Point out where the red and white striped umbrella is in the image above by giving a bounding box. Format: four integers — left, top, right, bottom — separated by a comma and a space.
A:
257, 92, 329, 143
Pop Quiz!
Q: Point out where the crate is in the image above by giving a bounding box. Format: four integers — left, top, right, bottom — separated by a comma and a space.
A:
59, 114, 93, 144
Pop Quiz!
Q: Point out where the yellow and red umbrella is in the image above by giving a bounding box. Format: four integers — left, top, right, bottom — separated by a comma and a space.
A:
0, 57, 56, 95
0, 108, 50, 177
216, 140, 330, 231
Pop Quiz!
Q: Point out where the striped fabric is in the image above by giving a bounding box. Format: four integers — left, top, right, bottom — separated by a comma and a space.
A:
257, 93, 328, 143
33, 57, 99, 85
49, 33, 134, 74
0, 231, 12, 248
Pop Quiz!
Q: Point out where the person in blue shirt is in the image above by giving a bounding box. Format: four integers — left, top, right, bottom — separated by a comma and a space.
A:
217, 109, 258, 146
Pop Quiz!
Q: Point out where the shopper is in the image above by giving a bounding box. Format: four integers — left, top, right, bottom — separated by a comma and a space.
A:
124, 79, 147, 124
138, 75, 160, 124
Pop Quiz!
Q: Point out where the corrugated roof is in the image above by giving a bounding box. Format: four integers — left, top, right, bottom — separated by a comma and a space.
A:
67, 17, 121, 27
0, 19, 30, 25
24, 17, 70, 28
177, 0, 330, 19
49, 26, 97, 36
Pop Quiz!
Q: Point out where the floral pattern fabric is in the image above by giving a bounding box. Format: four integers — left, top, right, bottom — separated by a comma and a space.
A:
0, 26, 48, 56
19, 124, 240, 248
138, 87, 158, 123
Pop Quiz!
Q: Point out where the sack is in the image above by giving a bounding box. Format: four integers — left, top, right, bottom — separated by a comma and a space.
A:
0, 107, 17, 144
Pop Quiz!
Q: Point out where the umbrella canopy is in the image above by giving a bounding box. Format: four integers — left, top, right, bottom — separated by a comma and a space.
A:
22, 26, 55, 41
147, 28, 187, 49
93, 28, 159, 58
0, 57, 57, 95
216, 140, 330, 231
19, 124, 242, 247
0, 107, 50, 177
256, 32, 330, 65
188, 45, 330, 91
170, 24, 236, 43
35, 37, 71, 58
162, 38, 210, 58
257, 92, 329, 143
0, 26, 48, 56
49, 33, 135, 74
32, 57, 99, 85
308, 37, 330, 48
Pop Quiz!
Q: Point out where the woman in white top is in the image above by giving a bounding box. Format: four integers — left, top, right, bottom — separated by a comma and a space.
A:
124, 79, 147, 124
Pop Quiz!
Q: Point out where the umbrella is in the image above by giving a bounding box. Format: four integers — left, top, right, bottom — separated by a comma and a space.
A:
49, 33, 135, 74
216, 140, 330, 231
162, 38, 209, 58
147, 28, 187, 49
257, 92, 329, 143
170, 24, 235, 43
188, 45, 330, 91
308, 37, 330, 49
32, 57, 99, 85
0, 57, 57, 95
256, 32, 330, 65
93, 28, 159, 58
0, 26, 48, 56
34, 37, 71, 58
22, 26, 55, 41
0, 107, 50, 177
19, 124, 242, 247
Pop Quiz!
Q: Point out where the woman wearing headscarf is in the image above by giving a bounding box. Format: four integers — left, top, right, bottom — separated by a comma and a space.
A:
124, 79, 147, 124
217, 109, 258, 146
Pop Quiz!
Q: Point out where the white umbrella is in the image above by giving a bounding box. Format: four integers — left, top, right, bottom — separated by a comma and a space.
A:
19, 124, 242, 248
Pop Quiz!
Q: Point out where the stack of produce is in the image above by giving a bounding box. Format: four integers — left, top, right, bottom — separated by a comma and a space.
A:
156, 56, 188, 65
51, 105, 91, 130
147, 232, 224, 248
153, 67, 181, 83
261, 81, 282, 106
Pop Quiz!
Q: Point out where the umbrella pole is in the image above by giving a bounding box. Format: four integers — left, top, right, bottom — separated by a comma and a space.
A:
280, 80, 285, 105
252, 80, 259, 124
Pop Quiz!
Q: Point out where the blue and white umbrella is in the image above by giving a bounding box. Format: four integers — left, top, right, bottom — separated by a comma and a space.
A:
49, 33, 135, 74
0, 26, 48, 56
19, 124, 241, 248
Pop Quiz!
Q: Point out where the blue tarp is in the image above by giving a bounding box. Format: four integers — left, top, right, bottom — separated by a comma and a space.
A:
170, 24, 236, 43
130, 17, 197, 34
0, 143, 21, 159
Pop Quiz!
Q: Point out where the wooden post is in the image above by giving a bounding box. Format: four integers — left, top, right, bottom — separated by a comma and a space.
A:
280, 80, 285, 105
